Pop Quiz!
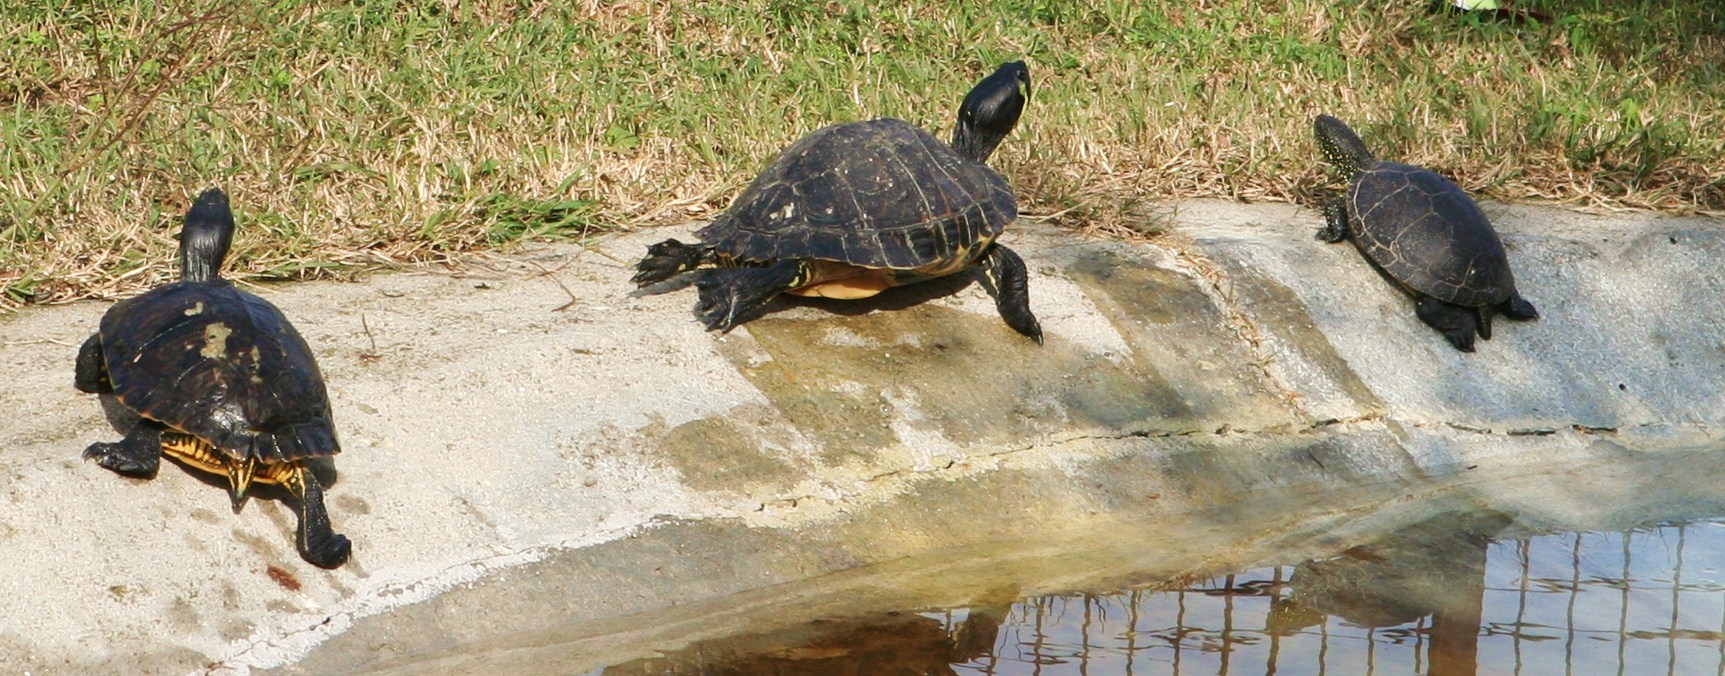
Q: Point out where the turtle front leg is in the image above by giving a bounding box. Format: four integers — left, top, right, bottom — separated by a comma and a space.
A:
693, 259, 807, 333
83, 421, 163, 477
1317, 201, 1350, 243
978, 244, 1043, 344
1415, 296, 1480, 353
275, 462, 352, 569
74, 333, 111, 394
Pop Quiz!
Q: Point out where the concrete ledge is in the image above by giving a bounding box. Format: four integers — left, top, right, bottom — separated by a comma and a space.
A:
1, 200, 1720, 672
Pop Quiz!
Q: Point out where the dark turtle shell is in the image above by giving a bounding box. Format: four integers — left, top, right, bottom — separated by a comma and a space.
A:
99, 280, 337, 464
696, 117, 1016, 271
1346, 162, 1515, 307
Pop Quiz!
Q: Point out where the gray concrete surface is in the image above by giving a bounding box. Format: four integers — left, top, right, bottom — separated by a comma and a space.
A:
0, 200, 1721, 673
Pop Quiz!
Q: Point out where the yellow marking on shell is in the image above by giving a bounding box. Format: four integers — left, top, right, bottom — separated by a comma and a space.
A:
184, 302, 205, 316
199, 322, 232, 359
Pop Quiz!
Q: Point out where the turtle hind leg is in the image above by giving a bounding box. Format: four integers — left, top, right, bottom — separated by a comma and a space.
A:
1415, 296, 1480, 353
633, 238, 717, 286
275, 463, 351, 569
693, 260, 807, 332
74, 333, 111, 394
978, 244, 1042, 344
1317, 200, 1350, 243
83, 421, 163, 477
1500, 293, 1539, 321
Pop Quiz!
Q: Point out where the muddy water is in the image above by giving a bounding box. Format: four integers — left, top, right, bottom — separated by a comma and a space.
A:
594, 475, 1725, 675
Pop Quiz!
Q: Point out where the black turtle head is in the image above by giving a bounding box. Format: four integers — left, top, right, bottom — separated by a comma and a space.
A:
951, 60, 1030, 165
179, 187, 234, 283
1313, 114, 1377, 176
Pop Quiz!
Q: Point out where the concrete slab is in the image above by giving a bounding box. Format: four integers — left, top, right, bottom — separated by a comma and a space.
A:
0, 200, 1720, 673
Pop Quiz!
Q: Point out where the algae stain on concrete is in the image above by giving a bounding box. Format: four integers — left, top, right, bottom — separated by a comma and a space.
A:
737, 302, 1193, 451
1213, 258, 1385, 413
658, 414, 798, 494
1066, 248, 1299, 430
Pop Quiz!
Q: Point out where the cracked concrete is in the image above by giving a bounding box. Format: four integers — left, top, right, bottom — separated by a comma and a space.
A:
0, 200, 1722, 673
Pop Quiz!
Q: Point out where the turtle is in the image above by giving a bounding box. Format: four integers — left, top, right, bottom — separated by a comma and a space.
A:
74, 188, 351, 569
1313, 114, 1539, 352
632, 61, 1041, 343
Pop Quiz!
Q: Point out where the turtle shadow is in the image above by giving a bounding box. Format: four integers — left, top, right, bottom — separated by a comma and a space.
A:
88, 393, 339, 489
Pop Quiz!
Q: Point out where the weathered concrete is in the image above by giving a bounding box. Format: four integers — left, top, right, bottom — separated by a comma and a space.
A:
0, 200, 1721, 673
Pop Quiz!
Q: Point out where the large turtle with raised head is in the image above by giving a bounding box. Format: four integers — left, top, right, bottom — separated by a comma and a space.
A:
1313, 114, 1539, 352
75, 188, 351, 568
633, 61, 1041, 342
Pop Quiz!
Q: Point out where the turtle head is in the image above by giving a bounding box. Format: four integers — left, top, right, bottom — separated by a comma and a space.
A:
179, 187, 235, 283
1313, 114, 1377, 176
951, 60, 1029, 165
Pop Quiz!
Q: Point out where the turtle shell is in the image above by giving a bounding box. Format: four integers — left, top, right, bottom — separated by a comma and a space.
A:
696, 117, 1016, 271
1346, 162, 1515, 307
99, 280, 338, 464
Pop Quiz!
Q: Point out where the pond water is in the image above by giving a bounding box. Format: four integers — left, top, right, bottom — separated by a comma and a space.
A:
595, 512, 1725, 675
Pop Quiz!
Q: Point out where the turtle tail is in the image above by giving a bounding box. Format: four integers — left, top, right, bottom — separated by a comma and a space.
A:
693, 260, 807, 333
633, 238, 717, 287
1313, 115, 1376, 175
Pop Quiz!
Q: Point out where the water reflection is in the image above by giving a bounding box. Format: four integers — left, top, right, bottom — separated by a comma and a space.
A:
600, 514, 1725, 675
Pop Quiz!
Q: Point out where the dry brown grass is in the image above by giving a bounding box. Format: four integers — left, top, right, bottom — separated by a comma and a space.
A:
0, 1, 1720, 311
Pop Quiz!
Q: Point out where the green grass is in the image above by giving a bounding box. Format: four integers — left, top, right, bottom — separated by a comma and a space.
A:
0, 1, 1721, 308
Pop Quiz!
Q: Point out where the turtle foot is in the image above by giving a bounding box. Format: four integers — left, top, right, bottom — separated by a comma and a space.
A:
83, 442, 161, 477
633, 239, 711, 287
1316, 201, 1350, 243
288, 465, 351, 569
1502, 295, 1540, 321
1416, 296, 1481, 354
302, 531, 352, 570
694, 260, 804, 332
74, 333, 111, 394
979, 244, 1042, 344
1442, 329, 1477, 353
82, 424, 163, 477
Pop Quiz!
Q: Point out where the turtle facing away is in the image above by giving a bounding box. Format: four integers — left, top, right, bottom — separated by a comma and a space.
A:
633, 61, 1041, 342
1313, 114, 1538, 352
75, 189, 351, 568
